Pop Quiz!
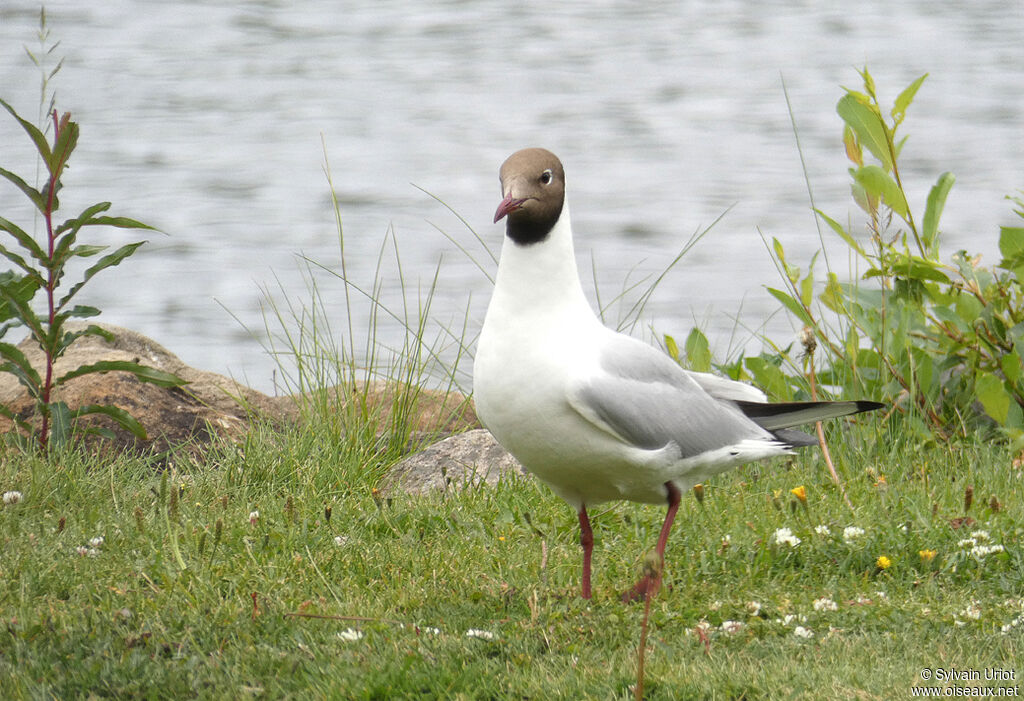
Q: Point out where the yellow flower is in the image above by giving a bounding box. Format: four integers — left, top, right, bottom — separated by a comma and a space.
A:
919, 549, 937, 562
498, 536, 506, 542
876, 555, 892, 570
790, 485, 807, 504
693, 483, 705, 504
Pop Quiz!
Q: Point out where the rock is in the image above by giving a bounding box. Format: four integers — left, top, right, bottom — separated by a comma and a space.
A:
380, 428, 528, 496
0, 323, 479, 459
0, 323, 293, 457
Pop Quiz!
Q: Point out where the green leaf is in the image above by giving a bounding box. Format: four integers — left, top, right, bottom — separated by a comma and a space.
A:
859, 66, 877, 99
997, 226, 1024, 271
837, 93, 893, 171
892, 73, 928, 124
87, 215, 157, 232
850, 180, 875, 215
69, 245, 108, 258
53, 202, 114, 260
0, 287, 46, 346
888, 254, 951, 284
0, 401, 32, 434
57, 241, 146, 310
766, 287, 814, 327
0, 242, 44, 281
64, 305, 101, 319
0, 272, 41, 327
0, 97, 52, 163
820, 272, 845, 313
0, 341, 42, 395
922, 172, 955, 257
0, 166, 47, 213
663, 334, 680, 362
0, 215, 46, 261
893, 134, 909, 160
48, 119, 79, 180
743, 354, 794, 401
975, 372, 1011, 425
772, 237, 799, 284
684, 327, 711, 373
55, 360, 186, 388
799, 269, 814, 307
48, 401, 73, 447
70, 403, 148, 440
51, 324, 115, 357
1001, 349, 1022, 386
815, 209, 867, 258
853, 165, 908, 218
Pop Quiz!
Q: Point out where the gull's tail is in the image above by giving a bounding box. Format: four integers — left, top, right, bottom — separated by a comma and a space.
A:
736, 400, 885, 448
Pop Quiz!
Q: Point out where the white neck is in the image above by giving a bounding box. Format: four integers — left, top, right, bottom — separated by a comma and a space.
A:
488, 201, 595, 320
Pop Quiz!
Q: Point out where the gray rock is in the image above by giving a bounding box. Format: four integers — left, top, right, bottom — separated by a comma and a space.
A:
381, 428, 528, 496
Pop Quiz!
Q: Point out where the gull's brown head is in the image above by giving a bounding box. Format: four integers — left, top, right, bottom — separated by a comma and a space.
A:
494, 148, 566, 245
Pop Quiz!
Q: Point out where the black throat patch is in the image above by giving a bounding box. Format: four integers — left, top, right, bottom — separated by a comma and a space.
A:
505, 202, 563, 246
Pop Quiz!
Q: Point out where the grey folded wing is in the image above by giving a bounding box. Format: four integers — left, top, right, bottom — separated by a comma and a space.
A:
567, 334, 774, 457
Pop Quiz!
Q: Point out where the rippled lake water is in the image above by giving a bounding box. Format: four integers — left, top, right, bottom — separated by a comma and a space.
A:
1, 1, 1022, 392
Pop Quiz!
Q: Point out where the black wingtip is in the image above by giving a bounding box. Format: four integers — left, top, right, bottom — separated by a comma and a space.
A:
854, 400, 886, 413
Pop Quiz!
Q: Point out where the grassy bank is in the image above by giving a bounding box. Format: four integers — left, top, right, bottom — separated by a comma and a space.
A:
1, 415, 1020, 699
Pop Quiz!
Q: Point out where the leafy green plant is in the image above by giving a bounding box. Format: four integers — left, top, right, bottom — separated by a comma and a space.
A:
751, 68, 1024, 445
0, 18, 184, 450
0, 100, 185, 450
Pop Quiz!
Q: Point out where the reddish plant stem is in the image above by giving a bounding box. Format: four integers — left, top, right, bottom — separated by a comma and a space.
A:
38, 109, 67, 450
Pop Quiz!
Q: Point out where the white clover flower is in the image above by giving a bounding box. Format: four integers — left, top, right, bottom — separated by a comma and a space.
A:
465, 629, 495, 641
720, 620, 744, 635
87, 548, 99, 557
75, 546, 89, 556
89, 536, 104, 548
970, 544, 1005, 558
962, 602, 982, 620
793, 626, 814, 639
333, 535, 349, 547
1002, 613, 1024, 634
874, 590, 888, 600
814, 525, 831, 536
337, 628, 364, 642
3, 491, 23, 505
746, 601, 762, 617
958, 538, 977, 548
419, 626, 441, 636
248, 510, 259, 524
772, 527, 801, 547
970, 530, 990, 541
813, 597, 838, 612
694, 620, 712, 635
842, 526, 865, 543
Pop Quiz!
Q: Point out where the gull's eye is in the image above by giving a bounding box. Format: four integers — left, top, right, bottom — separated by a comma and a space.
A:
540, 169, 553, 185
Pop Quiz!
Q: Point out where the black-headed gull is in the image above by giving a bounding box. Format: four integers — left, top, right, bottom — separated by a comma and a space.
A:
473, 147, 882, 601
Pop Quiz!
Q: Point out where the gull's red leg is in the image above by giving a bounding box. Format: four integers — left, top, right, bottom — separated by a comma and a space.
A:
622, 481, 682, 603
578, 506, 594, 599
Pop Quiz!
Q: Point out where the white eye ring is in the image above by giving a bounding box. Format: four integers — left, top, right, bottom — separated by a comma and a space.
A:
540, 169, 553, 185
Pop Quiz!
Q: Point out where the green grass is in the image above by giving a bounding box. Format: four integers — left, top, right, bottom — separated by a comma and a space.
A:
1, 417, 1020, 699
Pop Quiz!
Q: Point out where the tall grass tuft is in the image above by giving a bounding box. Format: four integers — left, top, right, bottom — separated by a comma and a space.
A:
243, 142, 479, 477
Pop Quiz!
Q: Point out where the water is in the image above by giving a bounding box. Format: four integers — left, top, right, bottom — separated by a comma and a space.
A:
1, 1, 1022, 393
